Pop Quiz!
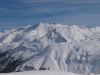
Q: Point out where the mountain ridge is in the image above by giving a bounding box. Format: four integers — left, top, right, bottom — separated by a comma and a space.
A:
0, 22, 100, 74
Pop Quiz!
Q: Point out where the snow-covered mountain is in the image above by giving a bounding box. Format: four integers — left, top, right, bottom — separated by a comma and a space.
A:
0, 22, 100, 74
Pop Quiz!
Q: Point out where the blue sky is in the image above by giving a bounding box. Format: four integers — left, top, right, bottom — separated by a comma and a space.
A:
0, 0, 100, 31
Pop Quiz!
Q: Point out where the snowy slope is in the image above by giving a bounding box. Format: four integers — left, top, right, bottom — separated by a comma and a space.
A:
0, 22, 100, 74
0, 71, 83, 75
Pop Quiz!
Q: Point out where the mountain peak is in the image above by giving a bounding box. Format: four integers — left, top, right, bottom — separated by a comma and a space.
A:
0, 23, 100, 74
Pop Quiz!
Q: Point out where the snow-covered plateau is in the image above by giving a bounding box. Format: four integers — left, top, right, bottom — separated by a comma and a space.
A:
0, 70, 83, 75
0, 22, 100, 74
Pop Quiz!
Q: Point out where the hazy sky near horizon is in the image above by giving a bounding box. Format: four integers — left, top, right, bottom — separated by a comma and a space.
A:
0, 0, 100, 31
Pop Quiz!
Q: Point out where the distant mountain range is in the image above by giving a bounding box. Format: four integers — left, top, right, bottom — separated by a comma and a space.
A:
0, 22, 100, 74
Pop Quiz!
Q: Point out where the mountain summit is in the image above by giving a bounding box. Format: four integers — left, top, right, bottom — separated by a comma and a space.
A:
0, 22, 100, 74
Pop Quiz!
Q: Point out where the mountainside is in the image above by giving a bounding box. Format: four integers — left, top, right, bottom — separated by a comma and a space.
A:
0, 22, 100, 74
